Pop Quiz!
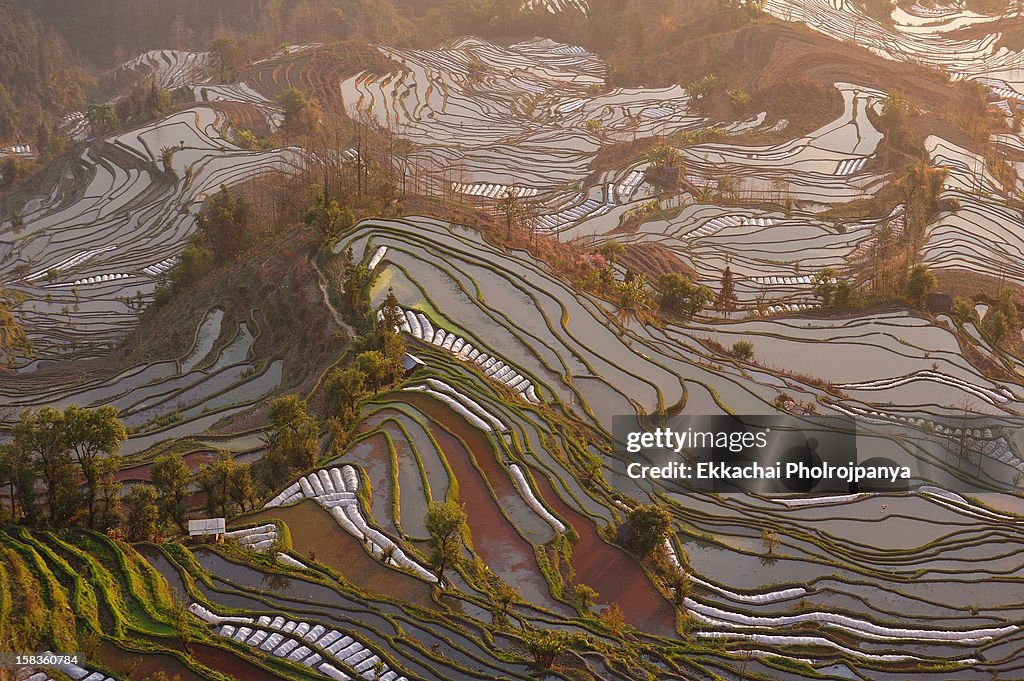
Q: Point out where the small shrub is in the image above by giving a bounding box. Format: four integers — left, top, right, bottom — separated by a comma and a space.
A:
731, 340, 755, 361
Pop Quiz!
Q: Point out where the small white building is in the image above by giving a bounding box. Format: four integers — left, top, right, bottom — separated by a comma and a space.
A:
188, 517, 226, 542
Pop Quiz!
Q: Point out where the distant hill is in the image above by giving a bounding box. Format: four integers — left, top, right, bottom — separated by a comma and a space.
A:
0, 3, 89, 145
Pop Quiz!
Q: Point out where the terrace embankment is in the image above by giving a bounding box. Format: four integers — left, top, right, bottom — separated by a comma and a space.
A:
616, 243, 697, 281
530, 470, 679, 639
396, 393, 570, 614
245, 499, 437, 609
585, 3, 1001, 143
120, 196, 346, 418
244, 42, 402, 107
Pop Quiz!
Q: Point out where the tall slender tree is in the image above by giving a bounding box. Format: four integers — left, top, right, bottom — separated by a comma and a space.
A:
64, 405, 126, 530
151, 452, 193, 533
497, 187, 521, 238
124, 485, 159, 542
197, 452, 237, 519
715, 267, 738, 315
425, 501, 467, 581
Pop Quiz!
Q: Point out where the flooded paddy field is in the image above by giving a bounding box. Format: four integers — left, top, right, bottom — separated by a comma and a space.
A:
325, 215, 1024, 678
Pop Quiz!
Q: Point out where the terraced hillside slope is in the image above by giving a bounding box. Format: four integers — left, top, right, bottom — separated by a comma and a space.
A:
3, 1, 1024, 680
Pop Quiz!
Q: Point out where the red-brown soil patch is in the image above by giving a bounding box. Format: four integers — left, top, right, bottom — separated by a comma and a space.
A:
396, 393, 568, 613
530, 469, 678, 638
245, 499, 436, 609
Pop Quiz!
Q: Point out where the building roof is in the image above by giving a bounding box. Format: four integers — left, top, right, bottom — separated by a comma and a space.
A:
402, 353, 424, 372
188, 518, 226, 535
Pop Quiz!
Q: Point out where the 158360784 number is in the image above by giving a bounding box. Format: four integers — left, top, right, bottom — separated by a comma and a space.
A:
0, 653, 81, 669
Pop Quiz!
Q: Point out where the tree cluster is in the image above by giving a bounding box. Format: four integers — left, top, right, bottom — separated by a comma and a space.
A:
153, 185, 251, 306
812, 267, 855, 309
336, 246, 370, 318
2, 406, 125, 531
0, 4, 88, 144
126, 450, 256, 542
0, 408, 253, 542
256, 395, 320, 492
323, 289, 407, 432
904, 263, 936, 309
980, 291, 1020, 347
575, 241, 621, 296
114, 79, 172, 125
304, 187, 355, 247
197, 451, 258, 519
658, 272, 712, 318
196, 184, 255, 261
277, 87, 322, 137
625, 504, 672, 560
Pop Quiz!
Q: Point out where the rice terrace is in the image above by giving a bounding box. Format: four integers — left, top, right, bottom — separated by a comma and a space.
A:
4, 0, 1024, 679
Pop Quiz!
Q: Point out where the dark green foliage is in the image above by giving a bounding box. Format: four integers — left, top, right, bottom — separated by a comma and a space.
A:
904, 263, 936, 308
626, 504, 672, 559
731, 339, 755, 361
982, 291, 1020, 346
812, 268, 838, 307
323, 367, 369, 425
523, 629, 571, 669
124, 484, 160, 541
195, 184, 253, 261
210, 37, 248, 81
338, 246, 369, 317
196, 451, 254, 518
0, 442, 39, 523
810, 268, 856, 309
86, 103, 118, 134
657, 272, 712, 318
1, 285, 31, 366
356, 350, 390, 391
425, 500, 467, 580
715, 266, 737, 314
617, 272, 649, 312
177, 237, 213, 282
151, 453, 193, 533
9, 405, 126, 530
304, 189, 355, 246
257, 396, 320, 491
11, 407, 78, 526
277, 87, 319, 135
151, 237, 211, 308
63, 405, 127, 531
950, 296, 978, 326
114, 79, 172, 125
228, 464, 257, 513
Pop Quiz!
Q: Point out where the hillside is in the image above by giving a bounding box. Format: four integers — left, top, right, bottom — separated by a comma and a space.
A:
581, 0, 1000, 141
0, 3, 90, 145
5, 2, 1024, 680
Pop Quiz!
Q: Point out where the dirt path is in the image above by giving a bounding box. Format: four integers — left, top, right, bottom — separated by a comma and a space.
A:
310, 256, 355, 340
